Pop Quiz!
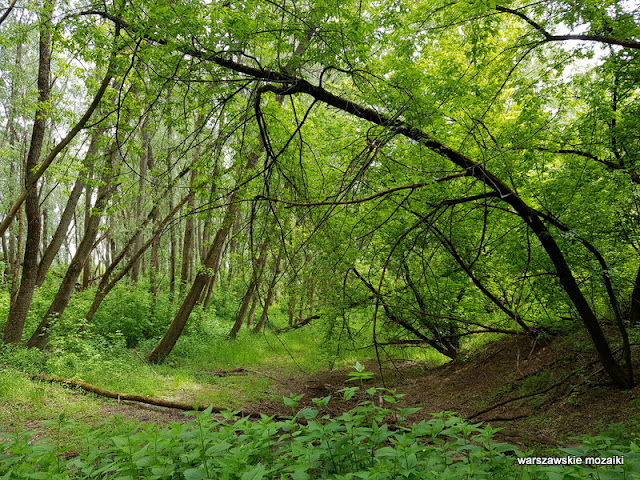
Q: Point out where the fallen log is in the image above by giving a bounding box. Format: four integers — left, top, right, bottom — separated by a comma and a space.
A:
29, 374, 270, 419
197, 367, 248, 377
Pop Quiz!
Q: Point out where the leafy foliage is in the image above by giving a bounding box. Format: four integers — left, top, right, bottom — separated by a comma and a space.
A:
1, 386, 639, 479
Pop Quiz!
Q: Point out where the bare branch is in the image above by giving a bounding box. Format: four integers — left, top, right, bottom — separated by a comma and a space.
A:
255, 183, 428, 207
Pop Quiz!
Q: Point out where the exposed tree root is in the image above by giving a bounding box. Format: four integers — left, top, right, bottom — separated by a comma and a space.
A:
468, 361, 598, 420
500, 429, 570, 448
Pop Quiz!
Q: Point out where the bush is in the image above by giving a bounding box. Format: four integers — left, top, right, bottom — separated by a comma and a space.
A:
92, 282, 168, 348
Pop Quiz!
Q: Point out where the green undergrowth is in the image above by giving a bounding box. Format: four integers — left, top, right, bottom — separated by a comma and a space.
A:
1, 385, 639, 480
0, 328, 319, 435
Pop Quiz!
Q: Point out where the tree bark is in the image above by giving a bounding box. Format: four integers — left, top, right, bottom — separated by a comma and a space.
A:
180, 169, 197, 289
3, 4, 52, 343
225, 215, 242, 285
246, 294, 259, 327
130, 117, 151, 283
81, 176, 93, 290
630, 263, 640, 327
9, 209, 24, 310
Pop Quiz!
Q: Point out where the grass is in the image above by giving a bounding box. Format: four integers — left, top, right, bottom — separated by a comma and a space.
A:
0, 369, 109, 435
0, 307, 454, 447
0, 322, 328, 437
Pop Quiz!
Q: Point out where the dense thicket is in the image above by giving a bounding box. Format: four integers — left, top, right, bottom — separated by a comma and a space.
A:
1, 0, 639, 386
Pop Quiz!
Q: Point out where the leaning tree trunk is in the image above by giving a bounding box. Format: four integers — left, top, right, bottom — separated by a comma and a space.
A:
229, 245, 268, 339
84, 192, 192, 324
147, 201, 239, 363
146, 33, 333, 362
27, 147, 120, 349
3, 5, 52, 343
148, 139, 266, 363
36, 130, 100, 287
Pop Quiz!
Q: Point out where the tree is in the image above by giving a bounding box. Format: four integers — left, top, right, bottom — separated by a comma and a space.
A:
3, 0, 53, 343
1, 0, 638, 389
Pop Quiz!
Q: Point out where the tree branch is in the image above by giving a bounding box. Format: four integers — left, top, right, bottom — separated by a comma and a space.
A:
539, 147, 640, 184
496, 5, 640, 50
0, 59, 115, 239
255, 182, 430, 207
0, 0, 18, 27
86, 7, 636, 387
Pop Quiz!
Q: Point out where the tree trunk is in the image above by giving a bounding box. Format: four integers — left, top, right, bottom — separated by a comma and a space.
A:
27, 147, 120, 349
9, 209, 24, 309
288, 290, 297, 327
130, 117, 150, 283
253, 252, 281, 334
3, 5, 52, 343
180, 169, 197, 289
81, 176, 93, 289
225, 215, 242, 285
37, 131, 100, 287
230, 246, 268, 339
40, 207, 48, 258
202, 275, 216, 312
3, 42, 24, 278
246, 294, 258, 327
150, 236, 160, 299
147, 202, 239, 363
630, 263, 640, 327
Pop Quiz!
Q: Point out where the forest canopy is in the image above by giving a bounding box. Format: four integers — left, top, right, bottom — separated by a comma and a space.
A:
1, 0, 640, 388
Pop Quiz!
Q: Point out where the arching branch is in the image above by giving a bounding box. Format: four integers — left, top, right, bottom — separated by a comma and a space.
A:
496, 5, 640, 50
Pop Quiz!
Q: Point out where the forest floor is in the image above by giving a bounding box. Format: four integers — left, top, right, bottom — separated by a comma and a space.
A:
3, 332, 640, 450
245, 333, 640, 449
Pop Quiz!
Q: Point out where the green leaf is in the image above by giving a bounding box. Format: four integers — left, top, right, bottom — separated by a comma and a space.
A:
296, 408, 319, 419
183, 468, 208, 480
240, 464, 267, 480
